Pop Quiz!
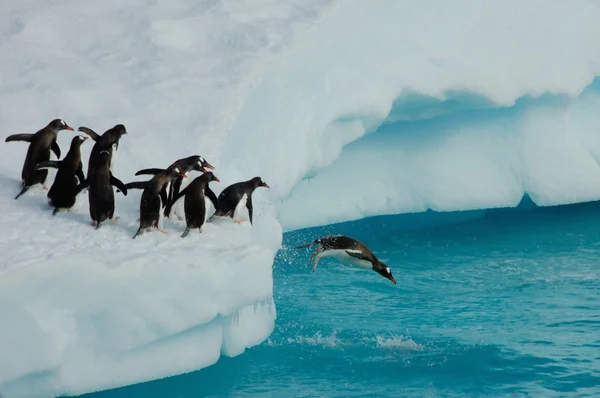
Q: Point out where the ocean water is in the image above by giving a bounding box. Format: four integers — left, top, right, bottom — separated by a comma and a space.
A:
78, 199, 600, 398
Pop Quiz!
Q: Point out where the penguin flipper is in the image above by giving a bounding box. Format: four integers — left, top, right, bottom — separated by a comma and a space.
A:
345, 250, 371, 262
35, 160, 60, 170
74, 179, 90, 197
165, 186, 188, 217
135, 168, 164, 176
110, 174, 128, 196
78, 126, 100, 141
5, 134, 34, 143
205, 186, 219, 209
123, 181, 149, 190
51, 140, 61, 159
160, 186, 168, 209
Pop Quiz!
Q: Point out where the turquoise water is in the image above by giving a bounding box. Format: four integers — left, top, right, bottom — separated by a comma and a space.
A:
79, 200, 600, 397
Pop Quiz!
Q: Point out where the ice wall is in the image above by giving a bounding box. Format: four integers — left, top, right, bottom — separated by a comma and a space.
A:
218, 0, 600, 231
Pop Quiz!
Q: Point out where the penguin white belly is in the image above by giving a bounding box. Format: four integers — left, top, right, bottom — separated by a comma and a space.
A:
233, 193, 249, 222
318, 249, 373, 270
109, 143, 118, 171
158, 194, 164, 229
204, 196, 214, 222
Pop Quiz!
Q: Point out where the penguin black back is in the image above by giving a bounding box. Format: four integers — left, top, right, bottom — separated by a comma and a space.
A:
6, 118, 74, 199
132, 166, 186, 239
35, 135, 88, 214
74, 150, 127, 229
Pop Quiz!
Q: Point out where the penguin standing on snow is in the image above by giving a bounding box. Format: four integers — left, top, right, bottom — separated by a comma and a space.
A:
208, 176, 269, 225
164, 172, 220, 238
295, 235, 396, 284
74, 150, 128, 229
78, 124, 127, 178
34, 135, 88, 215
134, 155, 217, 217
132, 166, 187, 239
5, 118, 74, 199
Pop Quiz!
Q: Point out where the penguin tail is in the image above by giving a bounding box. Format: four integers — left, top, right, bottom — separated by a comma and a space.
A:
14, 186, 29, 200
52, 208, 59, 216
294, 241, 319, 249
132, 227, 144, 239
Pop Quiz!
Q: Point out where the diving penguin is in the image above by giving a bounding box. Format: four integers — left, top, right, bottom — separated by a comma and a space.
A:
5, 118, 74, 199
207, 176, 269, 225
295, 235, 396, 284
34, 134, 88, 215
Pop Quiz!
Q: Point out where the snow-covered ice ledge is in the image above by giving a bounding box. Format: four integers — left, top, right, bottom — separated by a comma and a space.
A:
0, 200, 280, 398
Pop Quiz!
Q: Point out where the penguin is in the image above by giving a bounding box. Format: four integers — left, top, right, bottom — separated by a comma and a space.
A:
5, 118, 74, 199
74, 150, 128, 229
207, 177, 269, 225
164, 172, 220, 238
34, 135, 88, 215
295, 235, 396, 284
132, 166, 187, 239
78, 124, 127, 178
134, 155, 217, 218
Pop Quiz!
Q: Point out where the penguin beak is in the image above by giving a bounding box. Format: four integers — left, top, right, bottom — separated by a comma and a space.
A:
65, 125, 74, 131
179, 173, 187, 178
262, 182, 270, 188
82, 136, 88, 141
387, 275, 396, 285
214, 176, 220, 182
202, 161, 214, 170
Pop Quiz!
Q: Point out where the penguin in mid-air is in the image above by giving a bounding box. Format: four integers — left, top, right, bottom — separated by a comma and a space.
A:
78, 124, 127, 178
164, 172, 220, 238
34, 135, 88, 215
295, 235, 396, 284
74, 150, 128, 229
208, 176, 269, 225
5, 118, 74, 199
132, 166, 187, 239
134, 155, 217, 218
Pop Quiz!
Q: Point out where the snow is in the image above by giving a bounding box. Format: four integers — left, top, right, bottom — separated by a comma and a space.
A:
2, 0, 600, 396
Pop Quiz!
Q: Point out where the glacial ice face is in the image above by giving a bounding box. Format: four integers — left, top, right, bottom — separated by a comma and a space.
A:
218, 0, 600, 231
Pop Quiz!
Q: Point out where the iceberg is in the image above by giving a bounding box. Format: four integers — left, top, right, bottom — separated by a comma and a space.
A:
2, 0, 600, 397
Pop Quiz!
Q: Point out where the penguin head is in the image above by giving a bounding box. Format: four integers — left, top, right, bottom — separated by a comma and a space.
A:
203, 172, 220, 183
251, 176, 270, 189
112, 124, 127, 137
166, 166, 187, 179
49, 118, 74, 132
71, 135, 89, 146
199, 156, 214, 171
375, 261, 396, 285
